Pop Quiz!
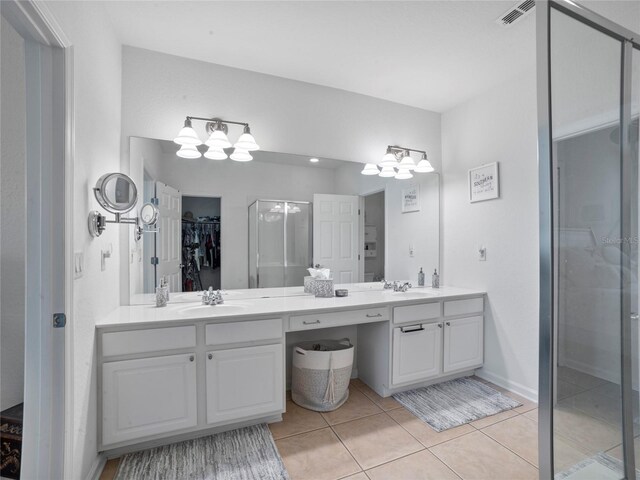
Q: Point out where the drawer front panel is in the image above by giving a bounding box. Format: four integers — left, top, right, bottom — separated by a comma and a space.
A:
393, 302, 441, 325
290, 307, 389, 331
206, 318, 283, 346
444, 297, 484, 317
102, 326, 196, 357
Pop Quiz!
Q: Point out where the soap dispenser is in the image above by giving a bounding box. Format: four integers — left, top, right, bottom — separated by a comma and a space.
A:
418, 268, 425, 287
432, 269, 440, 289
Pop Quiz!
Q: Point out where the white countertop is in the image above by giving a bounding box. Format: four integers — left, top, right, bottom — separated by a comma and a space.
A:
97, 285, 485, 329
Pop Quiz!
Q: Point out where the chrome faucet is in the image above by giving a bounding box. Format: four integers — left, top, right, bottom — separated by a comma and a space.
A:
381, 280, 412, 292
202, 287, 224, 305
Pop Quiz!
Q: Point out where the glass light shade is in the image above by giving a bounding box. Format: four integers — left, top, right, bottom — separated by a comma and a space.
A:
176, 144, 202, 159
173, 119, 202, 146
234, 132, 259, 151
395, 168, 413, 180
414, 159, 435, 173
361, 163, 380, 175
204, 147, 227, 160
399, 154, 416, 170
230, 148, 253, 162
379, 166, 397, 178
205, 129, 232, 149
379, 152, 398, 167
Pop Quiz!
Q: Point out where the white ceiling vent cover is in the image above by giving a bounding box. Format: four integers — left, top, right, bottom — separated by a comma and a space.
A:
496, 0, 535, 27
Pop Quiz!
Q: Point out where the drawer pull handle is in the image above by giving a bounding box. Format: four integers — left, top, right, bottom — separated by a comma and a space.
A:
303, 319, 321, 325
401, 325, 424, 333
208, 353, 213, 360
366, 313, 382, 318
189, 355, 194, 362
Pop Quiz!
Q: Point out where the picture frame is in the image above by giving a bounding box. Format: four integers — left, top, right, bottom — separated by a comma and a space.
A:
469, 162, 499, 203
402, 184, 420, 213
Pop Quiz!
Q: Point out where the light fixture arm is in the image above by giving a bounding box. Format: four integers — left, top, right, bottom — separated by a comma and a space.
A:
388, 145, 428, 156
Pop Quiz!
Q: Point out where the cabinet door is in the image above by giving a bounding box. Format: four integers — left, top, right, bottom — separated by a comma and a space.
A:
392, 323, 442, 385
206, 344, 284, 424
443, 315, 484, 373
102, 353, 197, 446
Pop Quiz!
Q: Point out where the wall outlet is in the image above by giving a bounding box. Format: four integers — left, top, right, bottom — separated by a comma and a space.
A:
74, 251, 84, 278
478, 246, 487, 261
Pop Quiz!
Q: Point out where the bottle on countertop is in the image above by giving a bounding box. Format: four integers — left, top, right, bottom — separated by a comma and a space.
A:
418, 267, 425, 287
432, 269, 440, 289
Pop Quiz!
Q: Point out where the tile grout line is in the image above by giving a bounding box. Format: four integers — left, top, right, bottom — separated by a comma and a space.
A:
477, 428, 539, 470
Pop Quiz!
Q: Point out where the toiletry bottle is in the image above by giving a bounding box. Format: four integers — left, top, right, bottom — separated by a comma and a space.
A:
432, 269, 440, 289
418, 268, 425, 287
162, 276, 170, 301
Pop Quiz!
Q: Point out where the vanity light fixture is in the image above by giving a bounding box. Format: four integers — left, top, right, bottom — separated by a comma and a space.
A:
361, 163, 380, 175
173, 116, 259, 161
365, 145, 434, 180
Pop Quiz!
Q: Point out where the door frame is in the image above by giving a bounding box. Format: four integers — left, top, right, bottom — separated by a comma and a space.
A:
1, 1, 73, 478
537, 1, 640, 478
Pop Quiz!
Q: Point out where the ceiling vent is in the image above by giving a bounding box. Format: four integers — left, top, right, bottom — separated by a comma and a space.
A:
496, 0, 535, 27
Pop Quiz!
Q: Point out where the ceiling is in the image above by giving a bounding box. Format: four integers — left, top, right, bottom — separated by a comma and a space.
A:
103, 1, 638, 113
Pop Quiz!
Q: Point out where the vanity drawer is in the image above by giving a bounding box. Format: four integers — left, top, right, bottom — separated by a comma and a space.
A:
444, 297, 484, 317
393, 302, 441, 325
102, 325, 196, 357
290, 307, 389, 331
206, 318, 283, 345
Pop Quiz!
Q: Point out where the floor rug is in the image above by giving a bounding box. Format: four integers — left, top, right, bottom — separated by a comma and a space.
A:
392, 377, 522, 432
554, 452, 631, 479
114, 424, 289, 480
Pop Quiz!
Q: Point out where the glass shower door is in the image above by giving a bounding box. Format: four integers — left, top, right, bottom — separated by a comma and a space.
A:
539, 2, 640, 478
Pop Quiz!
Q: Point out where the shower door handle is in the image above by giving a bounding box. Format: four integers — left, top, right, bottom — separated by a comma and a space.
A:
631, 313, 639, 321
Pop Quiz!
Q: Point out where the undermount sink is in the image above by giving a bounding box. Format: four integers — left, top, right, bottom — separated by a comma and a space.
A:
389, 291, 435, 298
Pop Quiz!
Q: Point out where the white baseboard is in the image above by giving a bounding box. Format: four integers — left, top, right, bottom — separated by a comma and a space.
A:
85, 453, 106, 480
561, 358, 617, 385
475, 369, 538, 403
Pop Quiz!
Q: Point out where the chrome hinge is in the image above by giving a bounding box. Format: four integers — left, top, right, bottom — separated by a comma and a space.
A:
358, 209, 361, 215
358, 254, 361, 260
53, 313, 66, 328
151, 257, 159, 265
151, 197, 159, 206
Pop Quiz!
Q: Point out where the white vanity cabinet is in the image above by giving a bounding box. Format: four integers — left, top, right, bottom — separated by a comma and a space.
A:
206, 344, 283, 424
443, 315, 484, 373
388, 295, 484, 389
392, 323, 442, 384
102, 353, 198, 446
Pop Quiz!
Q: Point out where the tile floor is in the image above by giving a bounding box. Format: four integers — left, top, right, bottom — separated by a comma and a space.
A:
100, 375, 539, 480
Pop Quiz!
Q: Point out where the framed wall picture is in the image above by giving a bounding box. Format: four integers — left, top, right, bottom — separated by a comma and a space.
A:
402, 184, 420, 213
469, 162, 499, 203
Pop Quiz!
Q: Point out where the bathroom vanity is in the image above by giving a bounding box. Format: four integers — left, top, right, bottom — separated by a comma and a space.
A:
96, 285, 485, 454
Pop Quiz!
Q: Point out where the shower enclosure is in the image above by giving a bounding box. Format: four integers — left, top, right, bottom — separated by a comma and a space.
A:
538, 1, 640, 478
248, 200, 312, 288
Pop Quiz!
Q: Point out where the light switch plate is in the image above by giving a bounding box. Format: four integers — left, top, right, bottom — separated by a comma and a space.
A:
409, 243, 414, 257
478, 246, 487, 261
74, 251, 84, 278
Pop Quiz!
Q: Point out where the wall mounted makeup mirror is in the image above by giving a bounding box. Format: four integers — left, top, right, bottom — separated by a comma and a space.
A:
88, 173, 152, 239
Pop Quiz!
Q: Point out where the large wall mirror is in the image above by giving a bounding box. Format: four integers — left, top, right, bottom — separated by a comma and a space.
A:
127, 136, 440, 304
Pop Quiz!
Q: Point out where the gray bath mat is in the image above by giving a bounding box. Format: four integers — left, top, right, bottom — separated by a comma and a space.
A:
554, 452, 628, 479
392, 377, 522, 432
114, 424, 289, 480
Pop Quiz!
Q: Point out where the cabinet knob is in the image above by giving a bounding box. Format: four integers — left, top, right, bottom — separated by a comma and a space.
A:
208, 353, 213, 360
446, 322, 451, 326
189, 355, 194, 362
438, 323, 443, 328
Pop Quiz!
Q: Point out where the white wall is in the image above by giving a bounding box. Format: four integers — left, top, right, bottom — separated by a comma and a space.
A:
1, 15, 26, 411
46, 3, 122, 479
442, 70, 539, 400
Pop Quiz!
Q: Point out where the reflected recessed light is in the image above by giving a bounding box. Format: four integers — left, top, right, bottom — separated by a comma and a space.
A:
309, 157, 319, 163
